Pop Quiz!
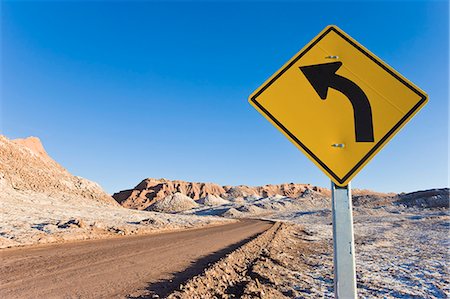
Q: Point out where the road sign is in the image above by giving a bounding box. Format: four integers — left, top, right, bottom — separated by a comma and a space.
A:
249, 25, 428, 186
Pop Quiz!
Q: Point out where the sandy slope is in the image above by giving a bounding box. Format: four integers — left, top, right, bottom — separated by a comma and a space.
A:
0, 135, 117, 206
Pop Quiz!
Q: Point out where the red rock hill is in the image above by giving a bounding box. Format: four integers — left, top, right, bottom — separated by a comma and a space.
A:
113, 178, 330, 210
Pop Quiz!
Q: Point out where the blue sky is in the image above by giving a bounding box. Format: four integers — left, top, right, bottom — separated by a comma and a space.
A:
1, 0, 448, 194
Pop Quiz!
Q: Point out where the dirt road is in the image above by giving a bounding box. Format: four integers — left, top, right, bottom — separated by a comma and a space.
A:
0, 219, 272, 299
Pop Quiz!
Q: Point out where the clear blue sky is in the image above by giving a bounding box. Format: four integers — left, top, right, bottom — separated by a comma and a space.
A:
1, 0, 448, 194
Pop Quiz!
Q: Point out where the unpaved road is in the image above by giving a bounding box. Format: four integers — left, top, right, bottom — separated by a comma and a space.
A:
0, 219, 272, 299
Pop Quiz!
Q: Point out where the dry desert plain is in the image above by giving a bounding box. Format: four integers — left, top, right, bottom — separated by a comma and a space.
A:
0, 135, 448, 298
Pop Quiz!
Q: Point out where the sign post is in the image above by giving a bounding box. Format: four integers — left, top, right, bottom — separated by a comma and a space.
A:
331, 182, 357, 299
248, 25, 427, 297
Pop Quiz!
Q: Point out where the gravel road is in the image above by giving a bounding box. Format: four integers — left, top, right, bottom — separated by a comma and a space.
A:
0, 219, 272, 298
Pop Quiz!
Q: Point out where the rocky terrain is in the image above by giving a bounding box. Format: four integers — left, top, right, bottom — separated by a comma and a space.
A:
113, 175, 448, 221
0, 136, 229, 248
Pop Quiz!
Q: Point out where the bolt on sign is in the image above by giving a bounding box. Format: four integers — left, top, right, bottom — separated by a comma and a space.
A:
249, 25, 428, 187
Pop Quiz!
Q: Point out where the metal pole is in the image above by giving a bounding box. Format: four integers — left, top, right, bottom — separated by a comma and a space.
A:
331, 181, 357, 299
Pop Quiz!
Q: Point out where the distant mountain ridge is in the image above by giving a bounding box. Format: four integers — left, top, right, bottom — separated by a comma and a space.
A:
112, 178, 399, 210
113, 177, 449, 211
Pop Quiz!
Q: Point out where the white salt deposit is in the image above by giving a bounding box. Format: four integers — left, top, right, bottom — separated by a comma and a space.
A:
197, 195, 229, 206
148, 192, 199, 213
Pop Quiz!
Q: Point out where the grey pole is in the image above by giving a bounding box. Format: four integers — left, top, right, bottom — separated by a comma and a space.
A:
331, 182, 357, 299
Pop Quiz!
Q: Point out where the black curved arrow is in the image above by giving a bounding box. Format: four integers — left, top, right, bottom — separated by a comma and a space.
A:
300, 62, 374, 142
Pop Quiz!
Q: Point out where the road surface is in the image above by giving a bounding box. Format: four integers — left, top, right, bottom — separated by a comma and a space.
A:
0, 219, 272, 298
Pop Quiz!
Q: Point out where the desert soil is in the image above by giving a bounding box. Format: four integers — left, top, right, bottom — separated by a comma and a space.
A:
170, 210, 449, 299
0, 219, 272, 299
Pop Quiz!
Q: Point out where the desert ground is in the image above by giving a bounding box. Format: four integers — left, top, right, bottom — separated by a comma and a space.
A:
0, 135, 448, 298
161, 189, 448, 298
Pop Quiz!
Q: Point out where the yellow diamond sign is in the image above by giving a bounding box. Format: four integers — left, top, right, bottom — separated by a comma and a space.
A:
249, 25, 428, 187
